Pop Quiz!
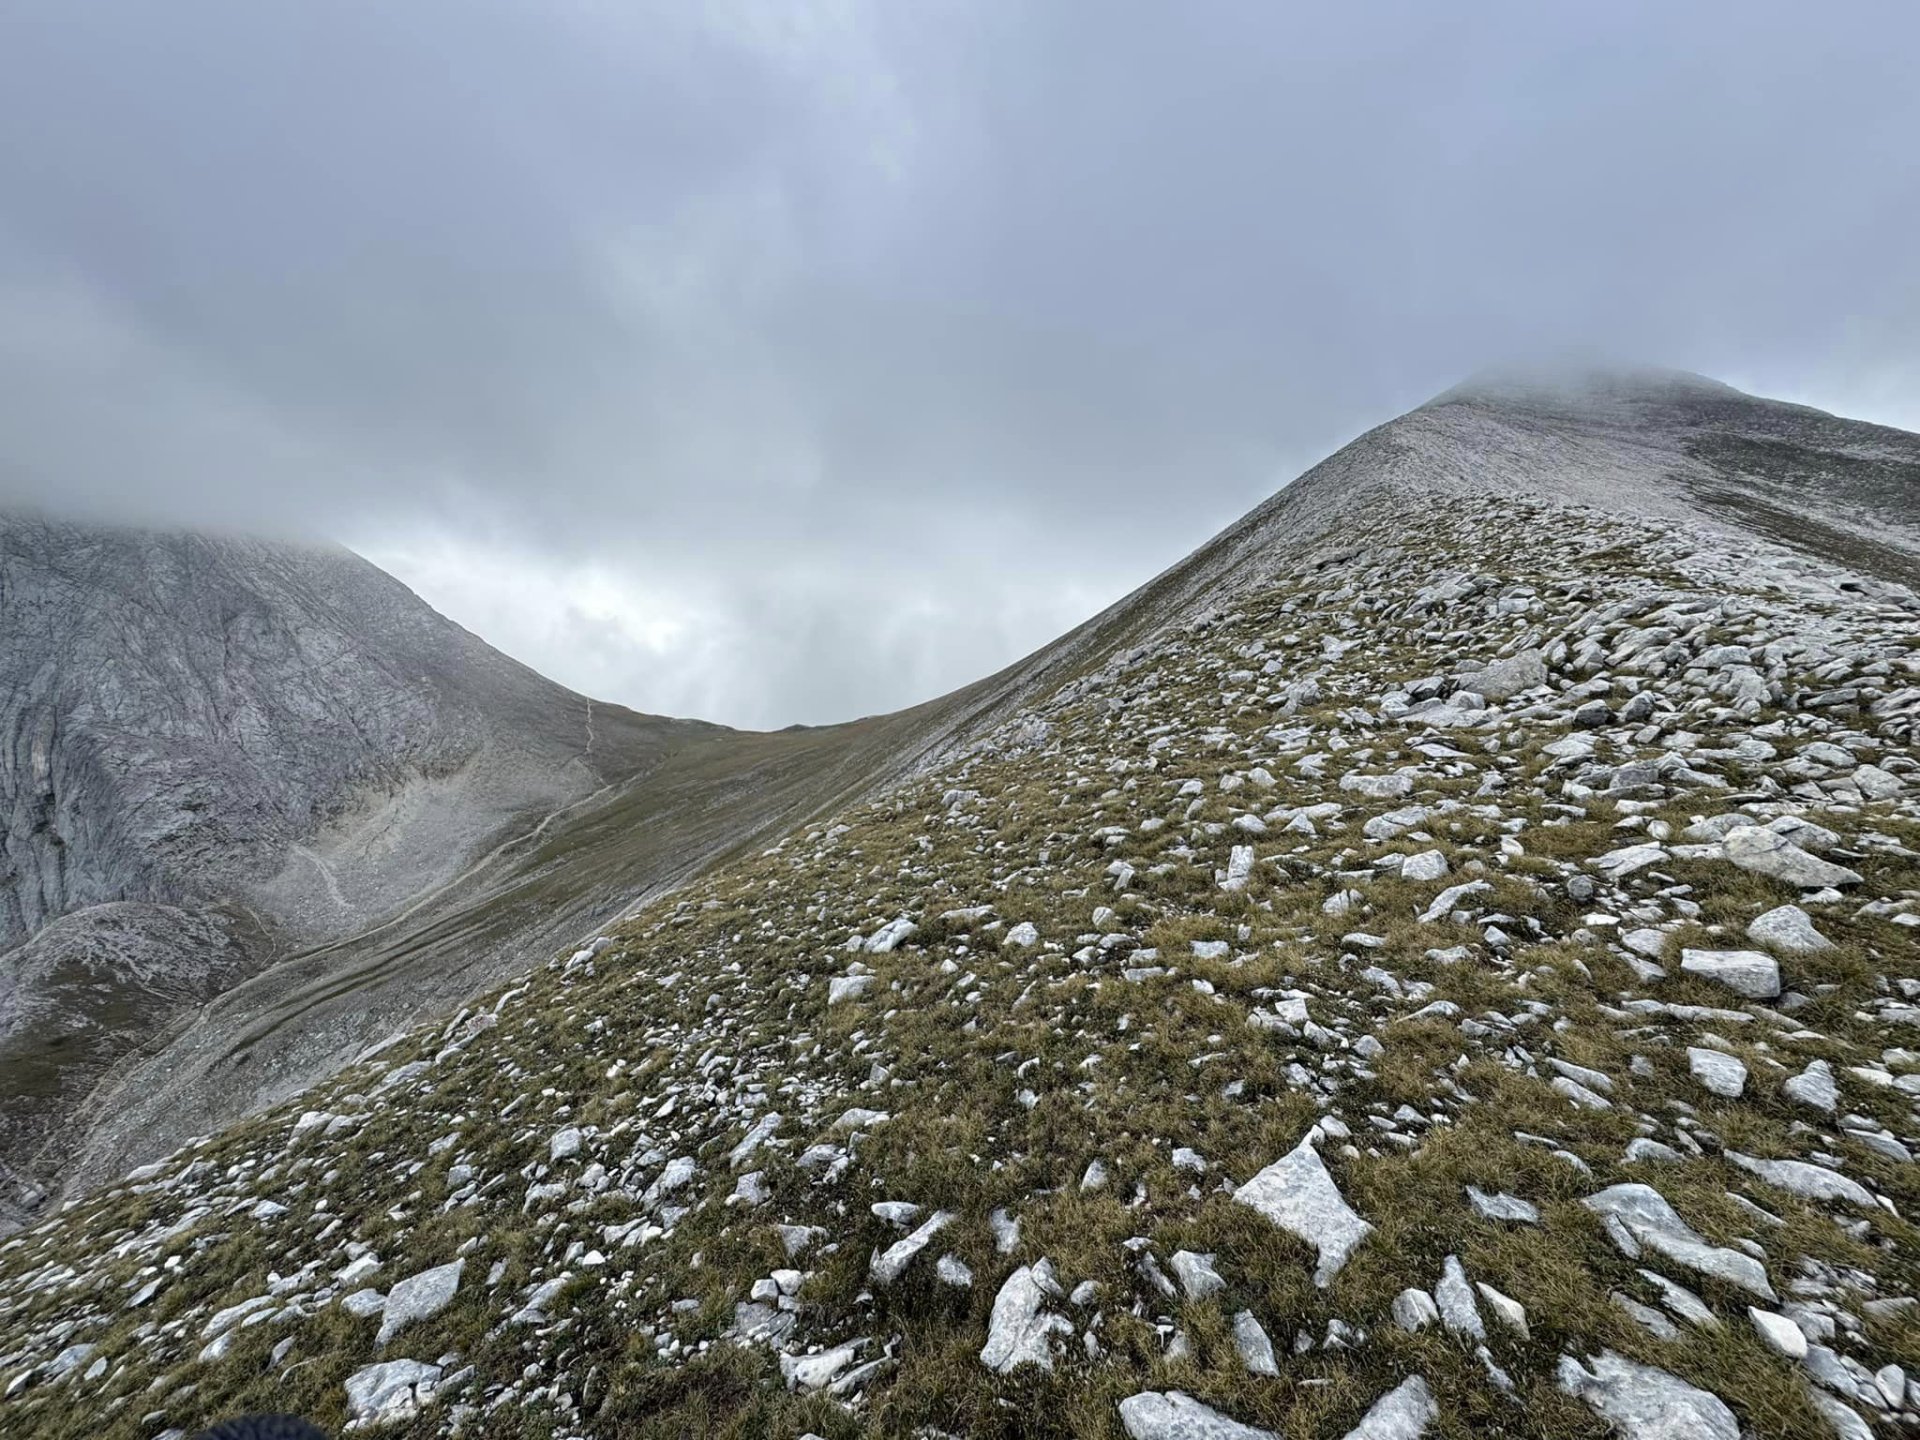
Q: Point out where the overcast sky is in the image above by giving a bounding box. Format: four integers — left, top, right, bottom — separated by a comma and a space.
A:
3, 3, 1917, 727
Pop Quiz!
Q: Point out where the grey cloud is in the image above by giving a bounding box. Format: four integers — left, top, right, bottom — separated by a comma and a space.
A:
2, 1, 1917, 725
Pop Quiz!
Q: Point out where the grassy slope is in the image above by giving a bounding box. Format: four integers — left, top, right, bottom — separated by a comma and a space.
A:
3, 491, 1916, 1438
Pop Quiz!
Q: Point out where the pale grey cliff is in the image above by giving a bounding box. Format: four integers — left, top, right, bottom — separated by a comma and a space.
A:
0, 516, 708, 1220
0, 517, 694, 943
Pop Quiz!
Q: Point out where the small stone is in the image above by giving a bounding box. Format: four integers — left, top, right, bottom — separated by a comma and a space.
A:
1232, 1311, 1279, 1376
869, 1210, 954, 1285
1466, 1186, 1539, 1224
1119, 1392, 1279, 1440
1476, 1282, 1529, 1339
1783, 1059, 1839, 1113
979, 1262, 1072, 1374
1808, 1393, 1876, 1440
1584, 1184, 1774, 1298
1557, 1350, 1737, 1440
1339, 1375, 1438, 1440
1687, 1047, 1747, 1099
341, 1288, 387, 1319
1471, 651, 1548, 701
1170, 1250, 1226, 1301
1852, 763, 1901, 800
1723, 1151, 1875, 1209
1748, 1306, 1808, 1359
1679, 949, 1781, 1000
344, 1359, 444, 1429
1434, 1255, 1484, 1338
827, 974, 874, 1005
781, 1340, 865, 1391
1745, 905, 1834, 954
1723, 827, 1862, 889
1392, 1288, 1439, 1331
1232, 1132, 1374, 1286
375, 1260, 463, 1349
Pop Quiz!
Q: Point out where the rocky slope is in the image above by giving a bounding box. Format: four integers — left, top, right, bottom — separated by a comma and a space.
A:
0, 517, 716, 1223
1, 370, 1917, 1440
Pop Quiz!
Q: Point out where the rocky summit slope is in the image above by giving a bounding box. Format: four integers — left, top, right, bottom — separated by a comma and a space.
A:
1, 370, 1918, 1440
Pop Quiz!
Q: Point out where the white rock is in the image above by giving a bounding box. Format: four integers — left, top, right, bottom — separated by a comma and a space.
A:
1583, 1184, 1773, 1298
1232, 1311, 1278, 1376
979, 1262, 1072, 1374
1465, 1186, 1539, 1223
1391, 1288, 1439, 1331
728, 1112, 781, 1169
1723, 1151, 1875, 1209
1339, 1376, 1438, 1440
344, 1359, 444, 1431
1169, 1250, 1225, 1301
1434, 1255, 1484, 1338
508, 1273, 569, 1325
1005, 922, 1040, 947
1745, 905, 1834, 953
1722, 827, 1862, 888
1748, 1306, 1808, 1359
1221, 845, 1256, 893
1232, 1132, 1374, 1286
548, 1127, 582, 1163
1119, 1391, 1279, 1440
375, 1259, 463, 1348
1470, 650, 1548, 701
1340, 771, 1414, 799
1418, 881, 1491, 924
1687, 1048, 1748, 1099
979, 1211, 1020, 1260
936, 1254, 973, 1288
1553, 1076, 1613, 1110
781, 1340, 866, 1391
1852, 763, 1901, 800
341, 1288, 387, 1319
1592, 843, 1667, 879
863, 916, 917, 953
202, 1295, 275, 1339
869, 1210, 954, 1285
827, 974, 874, 1005
1679, 949, 1781, 1000
1783, 1059, 1839, 1113
1808, 1392, 1876, 1440
1476, 1282, 1529, 1339
1557, 1350, 1737, 1440
1638, 1269, 1719, 1329
1401, 849, 1450, 882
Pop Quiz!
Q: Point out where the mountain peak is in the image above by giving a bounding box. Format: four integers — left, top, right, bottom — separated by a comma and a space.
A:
2, 383, 1919, 1439
1430, 360, 1745, 413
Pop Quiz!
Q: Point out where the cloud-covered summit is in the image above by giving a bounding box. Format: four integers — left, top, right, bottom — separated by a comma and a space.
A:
2, 1, 1916, 725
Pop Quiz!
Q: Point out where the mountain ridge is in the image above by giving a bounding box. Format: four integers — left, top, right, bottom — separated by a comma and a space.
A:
1, 369, 1917, 1439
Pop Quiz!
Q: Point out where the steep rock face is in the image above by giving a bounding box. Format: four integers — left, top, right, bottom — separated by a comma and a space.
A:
0, 517, 687, 943
0, 516, 709, 1216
